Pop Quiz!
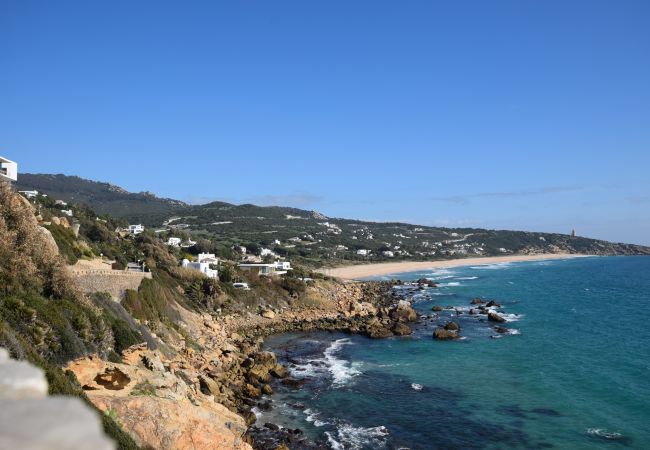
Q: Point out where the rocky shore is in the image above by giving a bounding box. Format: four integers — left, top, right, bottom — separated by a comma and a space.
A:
66, 279, 420, 450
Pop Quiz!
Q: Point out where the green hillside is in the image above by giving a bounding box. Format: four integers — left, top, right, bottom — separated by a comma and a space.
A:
16, 173, 650, 267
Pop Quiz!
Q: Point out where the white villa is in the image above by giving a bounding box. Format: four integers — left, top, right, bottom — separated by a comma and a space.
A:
356, 249, 371, 256
167, 237, 181, 247
19, 190, 39, 199
182, 253, 219, 279
0, 156, 17, 182
239, 260, 292, 276
382, 250, 394, 257
128, 224, 145, 235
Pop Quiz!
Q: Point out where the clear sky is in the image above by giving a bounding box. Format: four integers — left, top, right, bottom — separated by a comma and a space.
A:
1, 1, 649, 244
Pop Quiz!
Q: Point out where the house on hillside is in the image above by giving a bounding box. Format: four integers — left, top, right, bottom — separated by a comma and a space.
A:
0, 156, 17, 182
128, 224, 145, 235
356, 249, 371, 256
167, 237, 181, 247
181, 253, 219, 279
239, 260, 291, 277
19, 190, 39, 199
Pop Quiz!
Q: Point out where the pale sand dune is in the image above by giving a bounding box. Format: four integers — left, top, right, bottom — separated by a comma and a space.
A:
317, 254, 586, 280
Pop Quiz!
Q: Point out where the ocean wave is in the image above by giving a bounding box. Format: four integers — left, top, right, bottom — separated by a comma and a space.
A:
439, 282, 461, 287
326, 423, 389, 450
587, 428, 625, 440
456, 276, 478, 280
287, 338, 361, 388
411, 383, 423, 391
501, 313, 523, 322
324, 338, 361, 387
304, 408, 329, 427
470, 262, 512, 270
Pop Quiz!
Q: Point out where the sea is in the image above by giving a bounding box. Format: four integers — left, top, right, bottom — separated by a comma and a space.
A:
256, 256, 650, 449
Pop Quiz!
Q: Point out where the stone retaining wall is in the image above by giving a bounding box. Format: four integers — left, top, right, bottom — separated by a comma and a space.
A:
70, 269, 152, 300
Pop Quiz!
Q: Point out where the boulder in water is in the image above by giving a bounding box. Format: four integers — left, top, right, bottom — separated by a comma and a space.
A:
444, 321, 460, 331
488, 311, 506, 323
486, 300, 501, 308
433, 327, 459, 340
392, 322, 412, 336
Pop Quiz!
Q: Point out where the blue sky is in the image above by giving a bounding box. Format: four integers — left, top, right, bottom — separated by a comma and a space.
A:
1, 1, 649, 244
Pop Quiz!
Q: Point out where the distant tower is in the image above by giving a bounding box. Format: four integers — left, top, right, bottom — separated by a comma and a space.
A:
571, 229, 576, 237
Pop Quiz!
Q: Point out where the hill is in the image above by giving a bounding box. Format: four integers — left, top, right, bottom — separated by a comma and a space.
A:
15, 173, 188, 224
15, 173, 650, 266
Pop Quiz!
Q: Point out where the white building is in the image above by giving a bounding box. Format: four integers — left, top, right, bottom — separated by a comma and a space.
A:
60, 209, 73, 217
128, 224, 145, 235
382, 250, 394, 258
19, 190, 39, 199
0, 156, 17, 182
197, 253, 219, 264
167, 237, 181, 247
182, 253, 219, 279
239, 260, 291, 276
239, 246, 247, 254
356, 249, 371, 256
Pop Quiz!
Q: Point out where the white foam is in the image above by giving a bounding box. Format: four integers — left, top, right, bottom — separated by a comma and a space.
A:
439, 281, 461, 287
287, 338, 361, 387
304, 408, 329, 427
326, 423, 389, 450
411, 383, 423, 391
587, 428, 624, 439
501, 313, 523, 323
456, 276, 478, 280
324, 339, 362, 387
470, 262, 512, 270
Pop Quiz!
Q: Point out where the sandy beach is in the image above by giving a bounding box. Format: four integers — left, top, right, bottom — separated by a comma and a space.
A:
317, 253, 585, 280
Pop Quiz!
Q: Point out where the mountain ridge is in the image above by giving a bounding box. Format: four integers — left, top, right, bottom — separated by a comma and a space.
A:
15, 173, 650, 266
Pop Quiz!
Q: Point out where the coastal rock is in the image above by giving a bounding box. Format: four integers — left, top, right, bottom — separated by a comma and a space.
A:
443, 321, 460, 331
416, 278, 437, 288
494, 326, 509, 334
470, 298, 485, 305
261, 310, 276, 319
486, 300, 501, 308
92, 395, 251, 450
244, 383, 262, 398
431, 305, 444, 312
392, 322, 412, 336
433, 327, 459, 340
366, 324, 394, 339
488, 312, 506, 323
261, 384, 273, 395
391, 300, 418, 322
270, 365, 288, 379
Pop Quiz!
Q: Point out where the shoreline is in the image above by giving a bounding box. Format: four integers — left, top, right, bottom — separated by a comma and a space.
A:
317, 253, 587, 280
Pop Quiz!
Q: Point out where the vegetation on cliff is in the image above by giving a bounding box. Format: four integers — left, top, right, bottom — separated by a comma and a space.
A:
0, 181, 140, 449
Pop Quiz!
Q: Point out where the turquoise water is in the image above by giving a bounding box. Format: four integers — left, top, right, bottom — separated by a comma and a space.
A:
259, 256, 650, 449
